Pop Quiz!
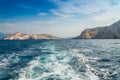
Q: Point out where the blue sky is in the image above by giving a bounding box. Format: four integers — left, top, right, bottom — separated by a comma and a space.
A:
0, 0, 120, 37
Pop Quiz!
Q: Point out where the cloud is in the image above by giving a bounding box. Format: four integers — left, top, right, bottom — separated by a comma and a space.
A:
93, 3, 120, 22
5, 23, 16, 27
94, 12, 120, 22
50, 0, 120, 19
50, 0, 120, 26
38, 12, 48, 16
50, 0, 110, 14
17, 3, 40, 11
50, 9, 71, 18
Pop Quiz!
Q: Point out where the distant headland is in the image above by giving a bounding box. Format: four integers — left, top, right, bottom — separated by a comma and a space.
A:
1, 32, 59, 40
74, 20, 120, 39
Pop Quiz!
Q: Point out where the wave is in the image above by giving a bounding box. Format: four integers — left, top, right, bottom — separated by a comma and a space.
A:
17, 43, 99, 80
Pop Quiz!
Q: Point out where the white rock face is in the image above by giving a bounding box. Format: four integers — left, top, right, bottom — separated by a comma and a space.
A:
3, 32, 59, 40
75, 20, 120, 39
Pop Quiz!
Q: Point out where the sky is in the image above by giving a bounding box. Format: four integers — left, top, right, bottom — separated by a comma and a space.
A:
0, 0, 120, 37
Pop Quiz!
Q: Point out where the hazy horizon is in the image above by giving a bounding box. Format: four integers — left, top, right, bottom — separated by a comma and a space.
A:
0, 0, 120, 37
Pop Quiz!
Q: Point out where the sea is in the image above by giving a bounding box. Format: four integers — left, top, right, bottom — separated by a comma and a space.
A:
0, 39, 120, 80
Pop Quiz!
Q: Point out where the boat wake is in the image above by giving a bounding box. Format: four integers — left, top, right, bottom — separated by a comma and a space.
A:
18, 42, 99, 80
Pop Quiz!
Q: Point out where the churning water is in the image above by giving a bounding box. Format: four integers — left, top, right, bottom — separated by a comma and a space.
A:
0, 39, 120, 80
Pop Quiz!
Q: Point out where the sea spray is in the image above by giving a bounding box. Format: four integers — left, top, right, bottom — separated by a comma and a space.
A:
0, 40, 120, 80
70, 49, 99, 80
18, 42, 95, 80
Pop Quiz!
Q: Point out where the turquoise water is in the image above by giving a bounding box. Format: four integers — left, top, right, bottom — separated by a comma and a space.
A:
0, 40, 120, 80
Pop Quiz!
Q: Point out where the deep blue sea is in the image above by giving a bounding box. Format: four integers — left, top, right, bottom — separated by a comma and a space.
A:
0, 39, 120, 80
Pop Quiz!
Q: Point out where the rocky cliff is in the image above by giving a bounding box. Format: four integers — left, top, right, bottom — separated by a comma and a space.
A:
3, 32, 59, 40
75, 20, 120, 39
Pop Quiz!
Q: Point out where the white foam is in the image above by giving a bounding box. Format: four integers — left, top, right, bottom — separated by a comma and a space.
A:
18, 44, 99, 80
0, 53, 20, 68
0, 58, 10, 68
71, 49, 99, 80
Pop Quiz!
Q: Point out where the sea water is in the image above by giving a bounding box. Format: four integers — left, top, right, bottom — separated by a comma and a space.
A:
0, 39, 120, 80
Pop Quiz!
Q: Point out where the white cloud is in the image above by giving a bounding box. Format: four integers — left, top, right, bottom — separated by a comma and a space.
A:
5, 23, 16, 27
50, 0, 120, 26
50, 0, 111, 14
94, 12, 120, 21
50, 9, 71, 18
93, 3, 120, 24
18, 4, 40, 11
38, 12, 48, 16
50, 0, 120, 20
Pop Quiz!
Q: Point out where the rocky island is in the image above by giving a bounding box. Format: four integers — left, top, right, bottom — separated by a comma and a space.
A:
3, 32, 59, 40
74, 20, 120, 39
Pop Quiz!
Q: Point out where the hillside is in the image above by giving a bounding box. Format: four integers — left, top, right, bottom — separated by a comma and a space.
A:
74, 20, 120, 39
3, 32, 59, 40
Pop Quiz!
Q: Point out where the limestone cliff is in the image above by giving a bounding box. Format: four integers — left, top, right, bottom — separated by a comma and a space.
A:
74, 20, 120, 39
3, 32, 59, 40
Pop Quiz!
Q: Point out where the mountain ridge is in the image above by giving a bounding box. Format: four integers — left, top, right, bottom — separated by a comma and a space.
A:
3, 32, 60, 40
74, 20, 120, 39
